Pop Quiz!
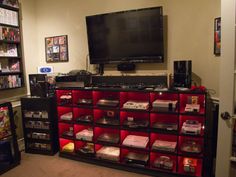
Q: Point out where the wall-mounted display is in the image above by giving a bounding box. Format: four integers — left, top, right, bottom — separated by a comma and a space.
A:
45, 35, 68, 63
214, 17, 221, 56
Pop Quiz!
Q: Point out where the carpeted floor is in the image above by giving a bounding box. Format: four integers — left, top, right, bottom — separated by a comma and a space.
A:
2, 152, 151, 177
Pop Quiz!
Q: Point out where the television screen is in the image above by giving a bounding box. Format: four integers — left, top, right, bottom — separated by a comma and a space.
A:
86, 6, 164, 64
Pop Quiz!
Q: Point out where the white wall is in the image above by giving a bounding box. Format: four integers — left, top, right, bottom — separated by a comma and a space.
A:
20, 0, 221, 96
20, 0, 39, 93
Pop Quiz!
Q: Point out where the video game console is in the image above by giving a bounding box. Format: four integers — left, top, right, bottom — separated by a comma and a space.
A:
76, 129, 93, 141
77, 143, 94, 155
97, 99, 119, 107
152, 140, 177, 152
123, 118, 149, 128
181, 120, 201, 135
78, 98, 93, 105
60, 112, 73, 121
124, 152, 149, 167
153, 156, 174, 170
97, 133, 120, 144
152, 99, 178, 112
96, 146, 120, 162
183, 158, 197, 173
181, 140, 202, 154
123, 101, 149, 110
76, 115, 93, 123
96, 117, 120, 126
122, 135, 149, 149
152, 122, 178, 131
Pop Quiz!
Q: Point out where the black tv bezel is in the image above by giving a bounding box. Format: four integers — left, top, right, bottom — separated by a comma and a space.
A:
86, 6, 164, 64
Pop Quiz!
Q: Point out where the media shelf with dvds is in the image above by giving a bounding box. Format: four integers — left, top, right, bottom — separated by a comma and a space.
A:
56, 88, 210, 177
0, 0, 24, 90
21, 96, 58, 155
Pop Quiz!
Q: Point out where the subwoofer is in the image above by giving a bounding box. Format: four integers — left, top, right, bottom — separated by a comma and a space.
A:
29, 74, 47, 97
173, 60, 192, 88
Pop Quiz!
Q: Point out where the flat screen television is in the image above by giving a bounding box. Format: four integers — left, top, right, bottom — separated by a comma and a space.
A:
86, 6, 164, 64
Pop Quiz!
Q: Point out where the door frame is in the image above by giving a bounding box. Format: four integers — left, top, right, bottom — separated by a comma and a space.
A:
216, 0, 235, 176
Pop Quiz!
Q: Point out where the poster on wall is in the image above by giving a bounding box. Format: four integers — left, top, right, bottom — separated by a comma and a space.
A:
214, 17, 221, 56
45, 35, 69, 63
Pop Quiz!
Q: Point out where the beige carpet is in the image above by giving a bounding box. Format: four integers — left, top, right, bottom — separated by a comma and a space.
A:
2, 152, 151, 177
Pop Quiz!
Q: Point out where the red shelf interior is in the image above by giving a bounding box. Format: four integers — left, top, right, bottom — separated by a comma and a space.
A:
178, 136, 204, 156
94, 127, 120, 141
56, 90, 72, 105
72, 90, 93, 105
74, 124, 92, 135
57, 106, 73, 121
75, 140, 94, 151
93, 109, 119, 122
150, 113, 178, 127
150, 152, 177, 172
150, 133, 178, 149
120, 111, 149, 125
93, 91, 120, 106
59, 123, 73, 137
179, 115, 205, 136
179, 94, 205, 114
59, 138, 74, 151
120, 147, 149, 164
56, 89, 206, 176
120, 92, 149, 108
178, 156, 203, 177
73, 108, 93, 120
120, 130, 149, 150
95, 144, 102, 151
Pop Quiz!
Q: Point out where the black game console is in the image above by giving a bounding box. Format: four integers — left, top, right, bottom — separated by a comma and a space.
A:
77, 143, 95, 156
123, 119, 149, 128
62, 127, 74, 138
124, 152, 149, 167
76, 115, 93, 123
96, 117, 120, 126
77, 98, 93, 105
97, 133, 120, 144
152, 122, 178, 131
97, 99, 119, 107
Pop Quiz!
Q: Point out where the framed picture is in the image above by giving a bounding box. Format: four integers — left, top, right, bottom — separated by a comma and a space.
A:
45, 35, 69, 63
214, 17, 221, 56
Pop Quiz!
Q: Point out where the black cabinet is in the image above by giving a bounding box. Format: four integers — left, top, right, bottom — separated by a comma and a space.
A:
0, 102, 20, 175
56, 88, 211, 177
21, 96, 58, 155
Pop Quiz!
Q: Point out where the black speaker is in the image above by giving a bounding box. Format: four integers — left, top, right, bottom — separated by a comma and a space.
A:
29, 74, 47, 97
117, 63, 136, 71
173, 60, 192, 88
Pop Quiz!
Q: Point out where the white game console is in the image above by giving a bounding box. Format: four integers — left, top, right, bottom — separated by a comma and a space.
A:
152, 99, 178, 111
123, 100, 149, 110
